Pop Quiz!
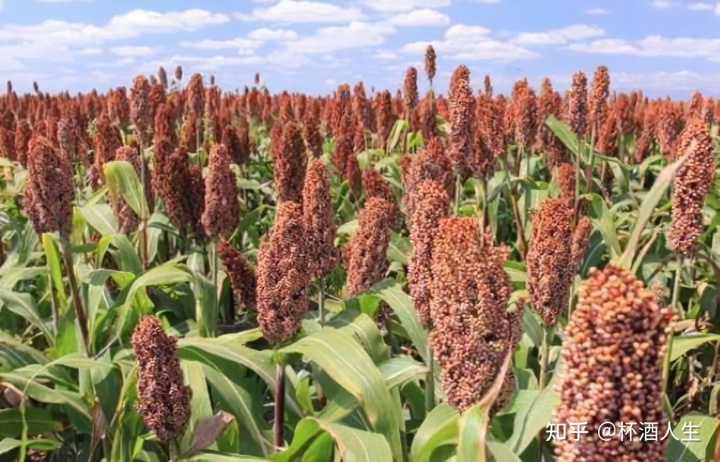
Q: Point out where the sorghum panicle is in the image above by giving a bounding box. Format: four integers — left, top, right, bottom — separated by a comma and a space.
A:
302, 159, 339, 279
202, 143, 240, 237
132, 315, 191, 443
553, 265, 674, 462
408, 179, 450, 324
346, 197, 397, 295
429, 217, 521, 412
256, 201, 310, 343
669, 119, 715, 256
218, 238, 257, 311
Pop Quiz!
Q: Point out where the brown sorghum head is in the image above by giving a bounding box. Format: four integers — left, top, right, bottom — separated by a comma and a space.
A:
403, 67, 419, 112
595, 108, 619, 157
429, 217, 521, 412
302, 159, 339, 279
447, 65, 475, 173
92, 114, 121, 186
408, 179, 450, 324
218, 238, 257, 311
14, 120, 32, 167
634, 103, 657, 163
588, 65, 610, 134
362, 168, 395, 205
256, 201, 310, 343
553, 264, 674, 462
526, 198, 575, 326
509, 79, 538, 148
0, 127, 14, 161
158, 66, 168, 89
400, 136, 452, 222
24, 135, 74, 238
669, 119, 715, 256
303, 110, 323, 158
332, 112, 354, 176
553, 162, 576, 201
153, 142, 203, 235
425, 45, 436, 84
567, 70, 588, 137
657, 100, 685, 160
374, 90, 394, 148
186, 73, 204, 116
274, 123, 307, 203
571, 216, 593, 271
221, 125, 247, 165
132, 315, 191, 443
484, 75, 493, 97
202, 143, 239, 237
175, 66, 183, 81
346, 197, 397, 295
131, 75, 153, 143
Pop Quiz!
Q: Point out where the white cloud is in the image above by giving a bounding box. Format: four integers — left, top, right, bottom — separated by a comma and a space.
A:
373, 51, 399, 60
181, 38, 261, 51
445, 24, 492, 41
513, 24, 605, 46
585, 7, 609, 14
284, 22, 396, 54
716, 2, 720, 14
110, 46, 161, 57
612, 70, 720, 93
387, 9, 450, 26
361, 0, 450, 12
474, 0, 501, 3
0, 9, 229, 46
651, 0, 674, 7
402, 24, 536, 61
687, 2, 713, 9
36, 0, 92, 2
325, 78, 337, 85
569, 35, 720, 60
247, 28, 298, 40
237, 0, 364, 23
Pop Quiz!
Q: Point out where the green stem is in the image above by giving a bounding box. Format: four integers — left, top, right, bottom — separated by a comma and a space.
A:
139, 140, 148, 270
211, 238, 219, 337
274, 362, 286, 449
62, 239, 90, 355
454, 171, 462, 216
318, 277, 326, 326
425, 343, 435, 413
168, 438, 180, 461
501, 156, 528, 258
539, 325, 554, 390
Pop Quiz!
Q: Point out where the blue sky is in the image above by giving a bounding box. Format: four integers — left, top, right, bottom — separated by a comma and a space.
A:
0, 0, 719, 98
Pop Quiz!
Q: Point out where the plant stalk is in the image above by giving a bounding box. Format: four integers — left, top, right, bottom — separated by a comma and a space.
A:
139, 140, 149, 270
62, 240, 90, 355
425, 343, 435, 413
454, 171, 462, 216
274, 362, 286, 449
501, 156, 528, 258
318, 277, 326, 326
539, 325, 554, 390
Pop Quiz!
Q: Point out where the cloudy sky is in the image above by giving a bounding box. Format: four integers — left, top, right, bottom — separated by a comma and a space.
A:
1, 0, 719, 98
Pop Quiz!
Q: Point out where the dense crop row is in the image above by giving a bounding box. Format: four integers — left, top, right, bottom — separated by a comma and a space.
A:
0, 48, 719, 461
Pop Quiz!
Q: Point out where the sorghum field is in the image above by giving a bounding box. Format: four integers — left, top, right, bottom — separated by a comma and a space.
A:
0, 47, 719, 461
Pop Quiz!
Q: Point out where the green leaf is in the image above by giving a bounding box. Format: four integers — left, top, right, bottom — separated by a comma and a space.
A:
370, 279, 428, 363
378, 356, 428, 389
618, 157, 685, 269
0, 438, 60, 455
78, 203, 117, 235
545, 115, 580, 156
281, 329, 403, 461
0, 373, 92, 433
274, 417, 392, 462
188, 451, 268, 461
0, 289, 53, 343
506, 366, 561, 454
0, 408, 64, 438
202, 365, 273, 456
411, 403, 460, 462
42, 233, 67, 309
487, 441, 522, 462
670, 334, 720, 362
665, 412, 720, 462
177, 338, 276, 390
104, 160, 149, 220
457, 404, 489, 462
